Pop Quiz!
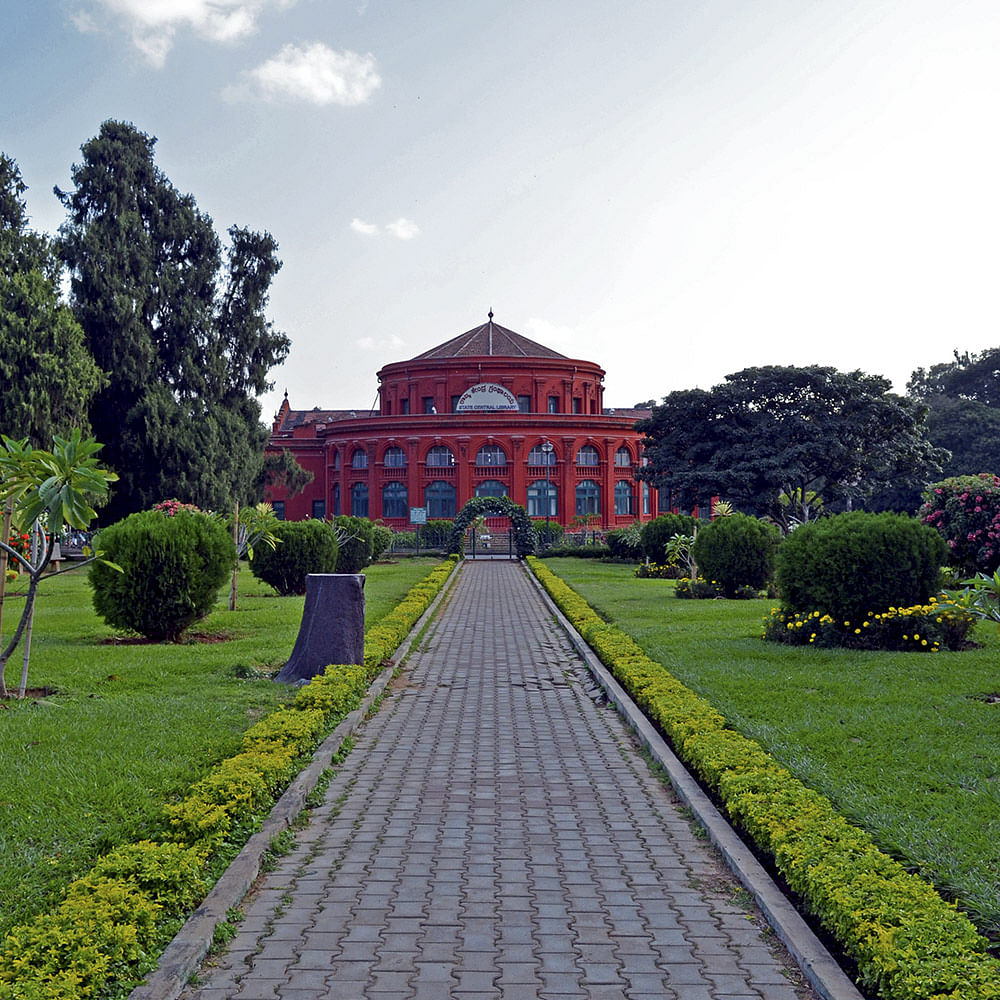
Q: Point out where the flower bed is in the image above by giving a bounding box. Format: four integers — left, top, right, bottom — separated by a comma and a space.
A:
0, 555, 459, 999
762, 599, 976, 651
526, 556, 1000, 1000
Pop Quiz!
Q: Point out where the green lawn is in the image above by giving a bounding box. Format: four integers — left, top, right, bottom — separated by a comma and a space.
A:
0, 557, 441, 940
544, 558, 1000, 938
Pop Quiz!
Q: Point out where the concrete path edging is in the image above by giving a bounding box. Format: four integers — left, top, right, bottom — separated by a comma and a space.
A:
129, 560, 462, 1000
523, 561, 864, 1000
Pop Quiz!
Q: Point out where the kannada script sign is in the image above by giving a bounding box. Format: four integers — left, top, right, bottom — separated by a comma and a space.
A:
455, 383, 519, 412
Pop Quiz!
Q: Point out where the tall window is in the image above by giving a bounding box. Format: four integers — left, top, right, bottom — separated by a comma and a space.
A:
425, 445, 455, 467
332, 449, 341, 470
575, 479, 601, 517
614, 481, 634, 516
425, 481, 456, 518
312, 499, 326, 520
333, 483, 341, 517
475, 444, 507, 466
350, 483, 369, 517
382, 482, 408, 518
517, 395, 531, 413
273, 500, 285, 521
383, 446, 407, 467
475, 480, 508, 499
422, 396, 436, 414
547, 395, 560, 413
641, 481, 650, 516
527, 444, 557, 466
614, 447, 632, 467
527, 480, 557, 517
351, 448, 368, 470
576, 444, 599, 467
400, 398, 410, 414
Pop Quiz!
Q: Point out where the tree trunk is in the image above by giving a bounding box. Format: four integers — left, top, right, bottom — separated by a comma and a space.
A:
0, 502, 11, 697
229, 500, 240, 611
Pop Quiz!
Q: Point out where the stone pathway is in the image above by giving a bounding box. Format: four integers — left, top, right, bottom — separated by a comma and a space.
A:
181, 560, 821, 1000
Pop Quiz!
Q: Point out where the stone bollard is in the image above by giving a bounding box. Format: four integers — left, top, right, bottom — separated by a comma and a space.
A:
275, 573, 365, 684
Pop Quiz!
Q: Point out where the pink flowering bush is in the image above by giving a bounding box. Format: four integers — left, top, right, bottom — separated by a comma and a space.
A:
152, 498, 202, 516
919, 474, 1000, 577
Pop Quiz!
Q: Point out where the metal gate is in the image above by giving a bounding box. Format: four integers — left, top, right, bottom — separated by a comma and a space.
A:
462, 516, 517, 559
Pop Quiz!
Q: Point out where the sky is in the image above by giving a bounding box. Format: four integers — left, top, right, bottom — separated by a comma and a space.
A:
4, 0, 1000, 420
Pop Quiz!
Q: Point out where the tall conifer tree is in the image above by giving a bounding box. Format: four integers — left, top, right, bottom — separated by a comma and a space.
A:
56, 121, 289, 523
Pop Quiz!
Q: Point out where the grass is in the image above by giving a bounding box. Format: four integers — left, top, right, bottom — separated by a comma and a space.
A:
0, 556, 441, 940
544, 558, 1000, 939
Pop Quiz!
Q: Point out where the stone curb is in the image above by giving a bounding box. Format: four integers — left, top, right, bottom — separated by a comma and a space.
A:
129, 560, 462, 1000
523, 561, 864, 1000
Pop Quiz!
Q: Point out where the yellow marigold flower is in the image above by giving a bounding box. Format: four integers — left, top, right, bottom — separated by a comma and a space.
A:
922, 639, 928, 646
854, 628, 861, 634
913, 633, 920, 640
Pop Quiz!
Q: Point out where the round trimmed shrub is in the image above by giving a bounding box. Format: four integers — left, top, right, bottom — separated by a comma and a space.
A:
641, 513, 699, 563
249, 519, 340, 596
370, 523, 393, 562
606, 524, 643, 561
775, 511, 947, 622
691, 513, 780, 598
334, 515, 374, 573
90, 509, 235, 641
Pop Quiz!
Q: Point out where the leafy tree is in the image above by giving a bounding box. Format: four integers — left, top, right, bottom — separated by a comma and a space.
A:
55, 121, 289, 523
0, 154, 104, 446
258, 448, 314, 499
0, 430, 117, 697
906, 351, 1000, 486
636, 366, 946, 517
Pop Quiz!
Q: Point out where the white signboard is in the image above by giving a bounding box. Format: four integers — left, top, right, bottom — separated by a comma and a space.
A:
410, 507, 427, 524
455, 383, 519, 412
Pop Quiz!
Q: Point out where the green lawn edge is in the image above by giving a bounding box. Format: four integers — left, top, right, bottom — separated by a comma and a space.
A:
526, 556, 1000, 1000
0, 555, 459, 1000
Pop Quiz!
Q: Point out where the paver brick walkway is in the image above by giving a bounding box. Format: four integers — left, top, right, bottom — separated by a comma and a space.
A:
182, 560, 818, 1000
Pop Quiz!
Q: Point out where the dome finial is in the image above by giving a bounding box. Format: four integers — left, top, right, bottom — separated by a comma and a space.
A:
488, 308, 494, 322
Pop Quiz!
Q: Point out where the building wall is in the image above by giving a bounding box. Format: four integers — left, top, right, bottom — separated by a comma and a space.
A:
267, 353, 657, 529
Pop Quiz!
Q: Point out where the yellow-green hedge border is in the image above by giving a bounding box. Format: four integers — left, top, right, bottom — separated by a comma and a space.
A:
526, 557, 1000, 1000
0, 555, 459, 1000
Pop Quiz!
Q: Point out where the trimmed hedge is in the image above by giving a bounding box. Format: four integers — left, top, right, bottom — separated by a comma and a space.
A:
775, 512, 947, 623
691, 513, 779, 597
526, 557, 1000, 1000
0, 556, 460, 999
249, 519, 340, 596
89, 509, 235, 641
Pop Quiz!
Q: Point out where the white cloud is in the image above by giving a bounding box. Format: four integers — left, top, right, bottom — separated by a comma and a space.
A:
357, 334, 406, 352
385, 217, 419, 240
350, 217, 421, 239
235, 42, 381, 106
80, 0, 295, 66
69, 8, 98, 33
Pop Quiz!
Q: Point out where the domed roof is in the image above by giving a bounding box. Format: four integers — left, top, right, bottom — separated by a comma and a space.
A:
410, 312, 568, 361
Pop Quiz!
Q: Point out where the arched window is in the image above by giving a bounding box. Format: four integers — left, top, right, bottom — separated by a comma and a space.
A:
475, 444, 507, 467
614, 447, 632, 467
383, 446, 407, 467
475, 480, 508, 499
575, 479, 601, 517
425, 445, 455, 467
614, 481, 634, 516
382, 482, 408, 518
350, 482, 369, 517
332, 449, 341, 470
527, 443, 557, 466
576, 444, 600, 467
351, 448, 368, 470
527, 480, 558, 517
425, 481, 457, 518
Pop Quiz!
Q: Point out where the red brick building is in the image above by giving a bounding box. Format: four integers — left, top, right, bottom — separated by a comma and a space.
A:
265, 315, 658, 530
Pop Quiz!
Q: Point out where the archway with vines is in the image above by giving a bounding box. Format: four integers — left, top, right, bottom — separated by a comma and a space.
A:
447, 495, 536, 559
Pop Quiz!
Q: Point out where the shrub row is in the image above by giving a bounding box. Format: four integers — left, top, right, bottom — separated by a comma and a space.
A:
526, 557, 1000, 1000
0, 556, 460, 1000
